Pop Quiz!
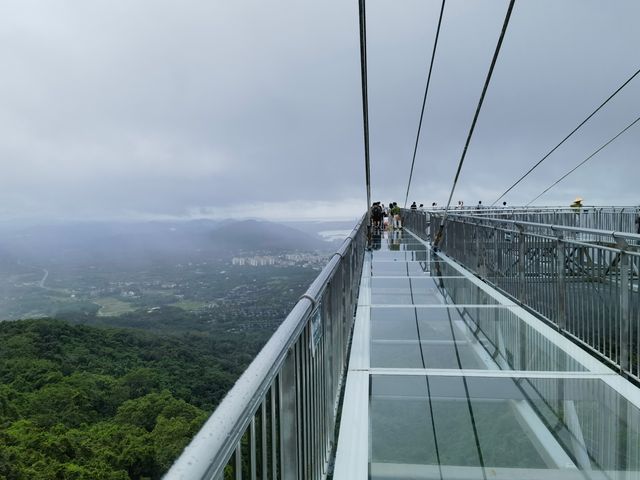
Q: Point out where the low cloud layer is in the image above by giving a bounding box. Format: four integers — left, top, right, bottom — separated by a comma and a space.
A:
1, 0, 638, 222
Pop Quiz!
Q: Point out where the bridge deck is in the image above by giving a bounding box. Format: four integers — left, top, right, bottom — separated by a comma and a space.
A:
334, 229, 640, 479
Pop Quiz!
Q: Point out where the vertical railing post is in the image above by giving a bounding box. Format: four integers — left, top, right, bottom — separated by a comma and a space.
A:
250, 417, 257, 480
618, 238, 631, 375
235, 444, 242, 480
556, 233, 566, 332
477, 226, 487, 277
279, 350, 299, 480
475, 225, 481, 274
462, 221, 467, 262
494, 225, 501, 286
517, 224, 526, 304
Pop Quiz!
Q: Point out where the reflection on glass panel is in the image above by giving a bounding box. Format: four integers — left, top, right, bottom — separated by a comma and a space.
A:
373, 231, 429, 253
369, 307, 587, 372
423, 343, 487, 370
377, 244, 429, 252
371, 340, 490, 370
370, 308, 418, 341
373, 250, 431, 261
370, 278, 498, 306
371, 261, 462, 278
435, 277, 499, 306
459, 306, 586, 372
370, 375, 640, 479
371, 341, 423, 368
370, 278, 444, 305
370, 396, 438, 466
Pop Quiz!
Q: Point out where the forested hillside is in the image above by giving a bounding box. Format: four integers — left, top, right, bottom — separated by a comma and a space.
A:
0, 319, 265, 479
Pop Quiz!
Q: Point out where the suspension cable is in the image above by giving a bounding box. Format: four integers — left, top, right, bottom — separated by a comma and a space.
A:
403, 0, 446, 209
492, 66, 640, 206
358, 0, 372, 221
527, 115, 640, 205
433, 0, 516, 248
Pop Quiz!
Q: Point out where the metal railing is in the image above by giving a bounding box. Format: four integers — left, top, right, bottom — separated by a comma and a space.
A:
472, 206, 640, 233
403, 208, 640, 382
165, 217, 367, 480
412, 205, 640, 234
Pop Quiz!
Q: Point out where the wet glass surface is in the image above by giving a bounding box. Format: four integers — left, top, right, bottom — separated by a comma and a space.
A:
370, 307, 587, 371
373, 250, 431, 261
370, 277, 499, 306
357, 230, 640, 480
370, 375, 640, 478
370, 260, 463, 277
370, 230, 428, 253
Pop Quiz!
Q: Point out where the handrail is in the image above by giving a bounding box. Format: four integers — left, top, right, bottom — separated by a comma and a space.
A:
447, 213, 640, 242
165, 215, 367, 480
420, 205, 640, 219
170, 298, 314, 480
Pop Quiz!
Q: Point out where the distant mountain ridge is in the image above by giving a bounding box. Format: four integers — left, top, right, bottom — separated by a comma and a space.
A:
211, 219, 329, 253
0, 219, 332, 268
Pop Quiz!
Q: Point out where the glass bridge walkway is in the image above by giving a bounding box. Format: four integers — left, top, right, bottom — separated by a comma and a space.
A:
333, 228, 640, 480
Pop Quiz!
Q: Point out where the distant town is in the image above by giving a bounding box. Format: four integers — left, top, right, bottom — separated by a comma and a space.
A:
231, 253, 328, 268
0, 250, 329, 326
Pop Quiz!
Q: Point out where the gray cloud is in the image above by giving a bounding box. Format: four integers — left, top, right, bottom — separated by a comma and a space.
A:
0, 0, 638, 222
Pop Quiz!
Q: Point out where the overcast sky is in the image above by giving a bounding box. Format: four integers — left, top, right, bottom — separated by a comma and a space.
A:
1, 0, 638, 222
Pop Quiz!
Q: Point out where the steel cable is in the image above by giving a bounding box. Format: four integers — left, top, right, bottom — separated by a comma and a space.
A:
358, 0, 372, 222
492, 67, 640, 206
433, 0, 516, 248
403, 0, 446, 209
527, 115, 640, 205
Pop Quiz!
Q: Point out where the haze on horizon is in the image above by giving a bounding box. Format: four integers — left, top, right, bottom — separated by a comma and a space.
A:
1, 0, 639, 223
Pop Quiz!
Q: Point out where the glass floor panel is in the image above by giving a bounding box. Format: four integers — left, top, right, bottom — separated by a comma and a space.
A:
370, 277, 499, 306
370, 375, 640, 479
374, 243, 429, 252
334, 228, 640, 480
371, 261, 463, 277
370, 232, 428, 252
370, 307, 587, 371
373, 251, 432, 261
370, 341, 488, 369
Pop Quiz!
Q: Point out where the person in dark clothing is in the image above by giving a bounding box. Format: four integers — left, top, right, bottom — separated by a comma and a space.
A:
410, 202, 417, 210
371, 202, 383, 229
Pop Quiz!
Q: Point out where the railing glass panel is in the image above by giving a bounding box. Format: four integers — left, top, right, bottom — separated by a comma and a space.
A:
402, 209, 640, 382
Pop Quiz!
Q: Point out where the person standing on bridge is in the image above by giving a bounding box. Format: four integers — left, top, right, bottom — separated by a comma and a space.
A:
570, 197, 583, 210
381, 203, 389, 230
570, 197, 584, 239
371, 202, 383, 230
391, 202, 402, 230
410, 201, 417, 211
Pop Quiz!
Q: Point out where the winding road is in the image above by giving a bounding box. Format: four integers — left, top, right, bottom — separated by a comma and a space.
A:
38, 269, 49, 288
